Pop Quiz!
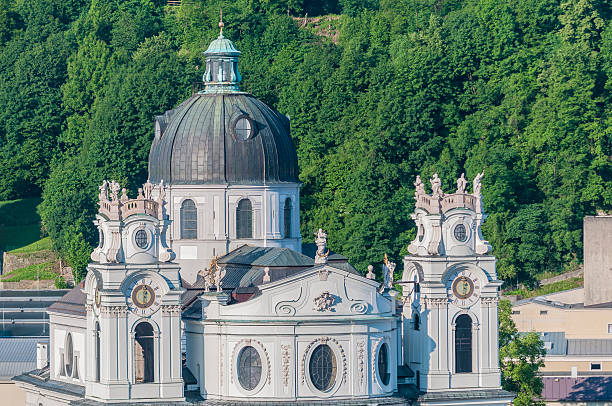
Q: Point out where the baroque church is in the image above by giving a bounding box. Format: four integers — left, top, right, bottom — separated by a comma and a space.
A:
13, 20, 515, 406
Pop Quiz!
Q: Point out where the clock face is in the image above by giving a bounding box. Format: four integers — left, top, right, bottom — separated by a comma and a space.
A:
127, 277, 161, 316
447, 269, 480, 308
132, 285, 155, 308
452, 276, 474, 299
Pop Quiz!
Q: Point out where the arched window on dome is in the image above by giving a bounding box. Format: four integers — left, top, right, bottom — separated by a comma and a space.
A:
135, 322, 155, 383
181, 199, 197, 239
455, 314, 472, 373
236, 199, 253, 239
284, 198, 292, 238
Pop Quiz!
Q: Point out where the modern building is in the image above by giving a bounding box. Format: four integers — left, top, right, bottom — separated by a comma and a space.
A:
511, 214, 612, 404
13, 21, 513, 406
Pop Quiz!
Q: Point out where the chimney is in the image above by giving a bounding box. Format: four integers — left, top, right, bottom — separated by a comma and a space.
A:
37, 342, 48, 369
584, 215, 612, 306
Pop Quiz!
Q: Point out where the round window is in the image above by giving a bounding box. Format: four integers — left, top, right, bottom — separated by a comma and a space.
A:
99, 229, 105, 249
453, 224, 468, 242
134, 229, 148, 249
418, 224, 424, 242
237, 346, 262, 391
378, 342, 390, 386
234, 116, 253, 141
309, 344, 337, 392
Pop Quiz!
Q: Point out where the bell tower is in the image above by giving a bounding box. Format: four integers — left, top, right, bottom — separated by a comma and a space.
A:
400, 172, 508, 400
83, 180, 184, 402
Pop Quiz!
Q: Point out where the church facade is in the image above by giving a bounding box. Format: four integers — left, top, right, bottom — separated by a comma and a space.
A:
13, 21, 514, 406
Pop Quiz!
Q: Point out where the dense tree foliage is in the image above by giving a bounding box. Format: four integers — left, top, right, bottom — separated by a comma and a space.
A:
0, 0, 610, 283
499, 299, 546, 405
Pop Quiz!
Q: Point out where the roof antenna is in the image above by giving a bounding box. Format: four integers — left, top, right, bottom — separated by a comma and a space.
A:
219, 8, 224, 37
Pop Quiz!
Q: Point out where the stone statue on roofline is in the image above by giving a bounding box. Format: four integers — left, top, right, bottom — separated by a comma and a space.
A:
98, 180, 109, 203
473, 171, 484, 197
314, 228, 330, 264
430, 173, 444, 198
383, 253, 395, 291
456, 173, 468, 194
109, 181, 121, 202
414, 175, 426, 200
143, 179, 154, 200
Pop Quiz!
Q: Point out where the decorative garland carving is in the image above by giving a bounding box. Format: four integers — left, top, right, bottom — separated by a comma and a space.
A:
357, 341, 366, 386
301, 337, 347, 386
161, 304, 181, 315
100, 305, 128, 318
421, 297, 448, 308
230, 339, 272, 387
371, 337, 383, 385
281, 345, 291, 387
481, 297, 499, 306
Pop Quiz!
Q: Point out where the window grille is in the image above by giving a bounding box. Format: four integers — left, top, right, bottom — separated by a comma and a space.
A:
236, 199, 253, 239
309, 344, 336, 391
237, 346, 262, 390
284, 198, 292, 238
181, 200, 197, 239
378, 343, 390, 385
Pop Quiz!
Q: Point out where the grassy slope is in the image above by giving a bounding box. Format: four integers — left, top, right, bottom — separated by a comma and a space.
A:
1, 261, 56, 282
504, 277, 584, 299
0, 198, 44, 250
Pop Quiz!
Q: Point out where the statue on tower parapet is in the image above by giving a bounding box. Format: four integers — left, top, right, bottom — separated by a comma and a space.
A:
91, 179, 175, 264
408, 172, 492, 257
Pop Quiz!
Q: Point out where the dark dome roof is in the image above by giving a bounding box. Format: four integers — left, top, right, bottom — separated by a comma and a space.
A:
148, 29, 299, 185
148, 93, 299, 185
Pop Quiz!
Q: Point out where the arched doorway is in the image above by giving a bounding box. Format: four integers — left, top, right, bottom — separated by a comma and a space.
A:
455, 314, 472, 373
134, 322, 154, 383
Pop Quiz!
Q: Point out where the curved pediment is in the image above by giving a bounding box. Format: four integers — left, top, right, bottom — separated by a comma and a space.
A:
210, 266, 394, 319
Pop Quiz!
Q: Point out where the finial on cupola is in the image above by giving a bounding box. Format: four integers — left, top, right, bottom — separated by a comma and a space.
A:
219, 8, 224, 37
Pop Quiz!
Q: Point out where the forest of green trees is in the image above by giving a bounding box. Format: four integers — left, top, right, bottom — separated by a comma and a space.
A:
0, 0, 610, 287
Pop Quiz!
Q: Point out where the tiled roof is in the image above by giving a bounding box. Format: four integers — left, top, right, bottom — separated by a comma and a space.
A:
0, 337, 48, 380
218, 245, 313, 267
47, 282, 86, 317
542, 377, 612, 401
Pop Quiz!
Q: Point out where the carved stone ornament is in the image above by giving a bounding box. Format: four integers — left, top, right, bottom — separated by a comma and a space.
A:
357, 341, 366, 386
366, 264, 375, 280
281, 345, 291, 387
313, 291, 335, 312
382, 254, 395, 290
456, 172, 468, 194
421, 297, 449, 309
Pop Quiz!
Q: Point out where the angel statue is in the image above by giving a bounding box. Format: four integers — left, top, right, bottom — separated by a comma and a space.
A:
215, 265, 226, 292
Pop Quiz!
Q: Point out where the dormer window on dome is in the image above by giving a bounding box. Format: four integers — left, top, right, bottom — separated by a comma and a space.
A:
233, 115, 254, 141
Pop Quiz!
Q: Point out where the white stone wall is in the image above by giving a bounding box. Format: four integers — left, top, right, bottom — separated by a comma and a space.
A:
157, 183, 301, 284
184, 266, 398, 401
48, 313, 86, 385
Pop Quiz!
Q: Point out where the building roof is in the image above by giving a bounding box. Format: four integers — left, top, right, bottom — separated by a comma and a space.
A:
148, 32, 298, 186
218, 245, 313, 267
540, 332, 568, 356
47, 283, 86, 317
568, 339, 612, 356
542, 377, 612, 401
0, 337, 48, 380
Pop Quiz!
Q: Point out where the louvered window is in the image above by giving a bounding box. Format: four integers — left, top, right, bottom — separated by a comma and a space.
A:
455, 314, 472, 373
284, 198, 292, 238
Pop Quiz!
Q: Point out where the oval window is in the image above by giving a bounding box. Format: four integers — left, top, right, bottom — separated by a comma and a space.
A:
237, 346, 262, 391
454, 224, 467, 242
234, 116, 253, 141
99, 229, 105, 249
309, 344, 337, 392
378, 343, 390, 385
135, 230, 148, 249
